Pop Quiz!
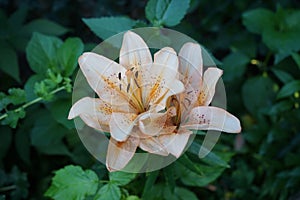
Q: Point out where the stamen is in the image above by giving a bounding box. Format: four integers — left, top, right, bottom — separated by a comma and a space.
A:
119, 84, 122, 91
118, 72, 121, 80
135, 71, 139, 78
127, 83, 130, 93
187, 90, 193, 94
134, 78, 140, 88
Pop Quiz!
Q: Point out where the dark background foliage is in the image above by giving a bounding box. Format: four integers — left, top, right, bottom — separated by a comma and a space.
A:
0, 0, 300, 199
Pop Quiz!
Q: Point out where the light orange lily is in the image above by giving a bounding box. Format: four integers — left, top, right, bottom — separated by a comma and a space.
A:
139, 42, 241, 158
68, 31, 184, 171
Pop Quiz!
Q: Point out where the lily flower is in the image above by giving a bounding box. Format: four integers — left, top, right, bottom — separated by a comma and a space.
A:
139, 42, 241, 158
68, 31, 184, 171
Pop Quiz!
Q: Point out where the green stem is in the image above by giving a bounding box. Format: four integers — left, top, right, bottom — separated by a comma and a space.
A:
0, 185, 16, 192
0, 86, 66, 121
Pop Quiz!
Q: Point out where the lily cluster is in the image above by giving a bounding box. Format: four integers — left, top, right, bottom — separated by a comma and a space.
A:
68, 31, 241, 172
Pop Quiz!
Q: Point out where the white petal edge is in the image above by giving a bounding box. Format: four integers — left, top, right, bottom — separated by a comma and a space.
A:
184, 106, 241, 133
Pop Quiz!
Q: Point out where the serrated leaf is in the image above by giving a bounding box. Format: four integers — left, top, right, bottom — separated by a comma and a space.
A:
242, 8, 274, 34
109, 171, 136, 186
57, 37, 84, 76
0, 42, 20, 82
1, 109, 26, 128
145, 0, 190, 27
45, 165, 98, 200
277, 80, 300, 99
22, 19, 69, 36
83, 17, 136, 40
94, 183, 121, 200
7, 88, 26, 105
26, 32, 62, 74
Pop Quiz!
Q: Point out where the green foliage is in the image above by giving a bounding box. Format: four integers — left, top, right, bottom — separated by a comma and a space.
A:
1, 1, 300, 199
145, 0, 190, 27
45, 165, 98, 200
83, 17, 137, 40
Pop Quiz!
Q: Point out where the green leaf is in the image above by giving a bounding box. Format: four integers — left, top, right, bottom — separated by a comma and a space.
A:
291, 52, 300, 69
9, 166, 29, 199
57, 37, 84, 76
8, 7, 28, 28
0, 126, 12, 161
277, 80, 300, 99
24, 74, 44, 101
269, 100, 293, 115
177, 161, 225, 187
30, 110, 70, 155
15, 124, 31, 164
145, 0, 190, 27
221, 51, 249, 82
26, 32, 62, 74
22, 19, 69, 36
46, 98, 74, 129
242, 8, 274, 34
83, 17, 136, 40
109, 171, 136, 186
94, 183, 121, 200
0, 42, 20, 82
272, 69, 294, 84
142, 171, 159, 199
242, 75, 276, 115
45, 165, 98, 200
7, 88, 26, 105
174, 187, 198, 200
1, 109, 26, 128
178, 154, 203, 176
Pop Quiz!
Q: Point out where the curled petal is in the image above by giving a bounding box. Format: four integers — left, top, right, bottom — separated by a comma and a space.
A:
158, 129, 192, 158
184, 106, 241, 133
109, 112, 138, 142
138, 107, 176, 136
198, 68, 223, 106
106, 136, 139, 172
68, 97, 111, 132
139, 136, 169, 156
119, 31, 152, 70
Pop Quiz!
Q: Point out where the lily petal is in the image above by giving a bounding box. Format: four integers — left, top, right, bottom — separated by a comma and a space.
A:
198, 67, 223, 106
138, 107, 176, 136
142, 47, 184, 107
178, 42, 203, 87
158, 129, 192, 158
184, 106, 241, 133
139, 136, 169, 156
78, 52, 132, 108
109, 112, 138, 142
119, 31, 152, 70
68, 97, 111, 132
106, 136, 139, 172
